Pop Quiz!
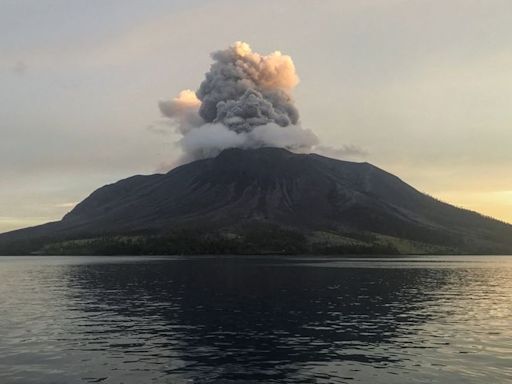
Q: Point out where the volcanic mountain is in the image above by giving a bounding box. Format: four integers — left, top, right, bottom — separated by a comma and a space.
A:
2, 147, 512, 255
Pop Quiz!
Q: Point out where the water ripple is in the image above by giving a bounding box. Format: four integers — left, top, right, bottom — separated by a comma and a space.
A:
0, 256, 511, 383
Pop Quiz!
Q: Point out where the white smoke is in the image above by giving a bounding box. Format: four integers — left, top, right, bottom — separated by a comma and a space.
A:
159, 42, 318, 161
158, 89, 203, 134
178, 123, 319, 163
315, 145, 368, 160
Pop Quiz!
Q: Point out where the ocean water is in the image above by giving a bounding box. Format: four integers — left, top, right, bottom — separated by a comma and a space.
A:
0, 255, 511, 384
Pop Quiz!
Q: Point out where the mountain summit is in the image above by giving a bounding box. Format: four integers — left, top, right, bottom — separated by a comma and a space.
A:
2, 148, 512, 254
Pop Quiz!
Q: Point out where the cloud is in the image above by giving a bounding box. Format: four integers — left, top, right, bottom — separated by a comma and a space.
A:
54, 202, 79, 208
315, 145, 368, 160
159, 41, 317, 162
11, 60, 27, 75
178, 122, 318, 164
158, 89, 204, 134
196, 41, 300, 130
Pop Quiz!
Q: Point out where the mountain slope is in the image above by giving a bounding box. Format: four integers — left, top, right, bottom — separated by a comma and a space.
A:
1, 147, 512, 254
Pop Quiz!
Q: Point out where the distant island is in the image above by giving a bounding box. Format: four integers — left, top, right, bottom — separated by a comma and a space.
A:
1, 147, 512, 255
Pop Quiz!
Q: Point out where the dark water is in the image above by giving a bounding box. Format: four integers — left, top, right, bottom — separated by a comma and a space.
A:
0, 256, 511, 383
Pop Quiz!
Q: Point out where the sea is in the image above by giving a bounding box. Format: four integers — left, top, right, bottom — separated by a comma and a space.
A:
0, 255, 511, 384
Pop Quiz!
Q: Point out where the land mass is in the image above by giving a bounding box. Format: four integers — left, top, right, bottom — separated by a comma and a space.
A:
1, 147, 512, 255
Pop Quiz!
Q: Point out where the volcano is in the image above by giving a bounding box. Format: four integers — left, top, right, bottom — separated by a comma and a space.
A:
2, 147, 512, 255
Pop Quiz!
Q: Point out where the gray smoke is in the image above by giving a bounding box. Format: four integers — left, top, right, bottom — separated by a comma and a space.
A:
196, 42, 300, 131
159, 42, 318, 161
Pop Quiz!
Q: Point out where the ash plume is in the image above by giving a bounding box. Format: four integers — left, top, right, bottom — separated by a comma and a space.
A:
158, 89, 203, 135
196, 42, 299, 131
159, 42, 318, 162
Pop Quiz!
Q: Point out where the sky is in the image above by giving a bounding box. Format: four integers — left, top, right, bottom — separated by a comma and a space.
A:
1, 0, 512, 232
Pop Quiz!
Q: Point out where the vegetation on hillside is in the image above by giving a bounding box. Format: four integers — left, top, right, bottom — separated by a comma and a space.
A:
0, 224, 462, 256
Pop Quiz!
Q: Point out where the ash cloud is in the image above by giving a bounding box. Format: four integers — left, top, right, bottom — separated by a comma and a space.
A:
196, 42, 299, 131
158, 89, 203, 134
158, 42, 317, 161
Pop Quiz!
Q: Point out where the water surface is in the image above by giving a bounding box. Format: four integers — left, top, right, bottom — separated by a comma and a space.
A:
0, 255, 511, 383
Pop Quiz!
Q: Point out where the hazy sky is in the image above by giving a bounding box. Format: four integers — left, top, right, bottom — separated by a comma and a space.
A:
1, 0, 512, 232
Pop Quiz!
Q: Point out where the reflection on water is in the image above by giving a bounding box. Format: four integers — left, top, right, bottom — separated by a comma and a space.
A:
0, 256, 511, 383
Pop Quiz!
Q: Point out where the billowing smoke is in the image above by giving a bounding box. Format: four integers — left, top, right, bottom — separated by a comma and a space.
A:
196, 42, 300, 131
158, 89, 203, 135
159, 42, 318, 162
